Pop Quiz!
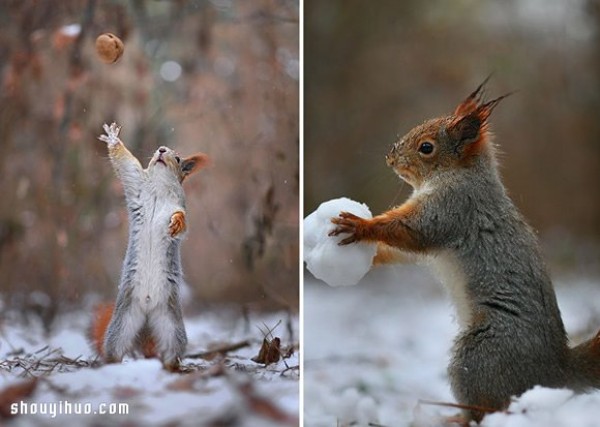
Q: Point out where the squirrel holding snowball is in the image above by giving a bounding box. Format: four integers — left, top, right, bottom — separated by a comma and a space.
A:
330, 79, 600, 422
89, 123, 208, 370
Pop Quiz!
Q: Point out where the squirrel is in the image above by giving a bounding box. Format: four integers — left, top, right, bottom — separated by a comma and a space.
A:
329, 79, 600, 423
89, 122, 208, 370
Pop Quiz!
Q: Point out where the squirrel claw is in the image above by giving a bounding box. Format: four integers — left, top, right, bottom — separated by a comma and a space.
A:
98, 122, 122, 146
338, 235, 358, 245
328, 217, 349, 236
338, 211, 360, 220
329, 211, 364, 245
169, 211, 186, 237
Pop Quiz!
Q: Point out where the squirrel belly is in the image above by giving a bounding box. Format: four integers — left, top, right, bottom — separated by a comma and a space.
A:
130, 190, 186, 311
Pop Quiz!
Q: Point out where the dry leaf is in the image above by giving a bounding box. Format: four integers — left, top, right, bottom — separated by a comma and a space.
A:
235, 379, 297, 426
251, 337, 281, 365
186, 340, 251, 360
167, 364, 225, 391
0, 379, 38, 419
112, 386, 140, 400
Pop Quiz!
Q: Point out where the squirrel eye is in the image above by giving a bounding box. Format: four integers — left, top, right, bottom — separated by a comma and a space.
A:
175, 156, 181, 163
418, 141, 435, 155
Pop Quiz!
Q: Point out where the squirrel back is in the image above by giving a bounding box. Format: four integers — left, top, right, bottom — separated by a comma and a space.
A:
330, 79, 600, 422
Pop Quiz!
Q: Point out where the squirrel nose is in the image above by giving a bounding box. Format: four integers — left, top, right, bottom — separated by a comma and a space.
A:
159, 147, 166, 154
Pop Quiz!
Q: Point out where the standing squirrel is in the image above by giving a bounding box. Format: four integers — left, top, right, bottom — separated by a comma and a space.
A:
330, 80, 600, 422
89, 122, 208, 370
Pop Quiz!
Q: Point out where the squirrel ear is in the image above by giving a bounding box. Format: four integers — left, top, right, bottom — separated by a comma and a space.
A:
448, 113, 481, 145
180, 153, 209, 181
449, 91, 513, 149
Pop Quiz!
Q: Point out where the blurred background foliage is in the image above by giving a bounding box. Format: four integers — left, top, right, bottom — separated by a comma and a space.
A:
305, 0, 600, 277
0, 0, 299, 325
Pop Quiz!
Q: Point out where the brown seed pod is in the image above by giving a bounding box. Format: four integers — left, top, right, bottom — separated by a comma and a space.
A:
95, 33, 124, 64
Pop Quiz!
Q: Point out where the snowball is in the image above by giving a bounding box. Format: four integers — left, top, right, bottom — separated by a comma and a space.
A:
304, 197, 376, 287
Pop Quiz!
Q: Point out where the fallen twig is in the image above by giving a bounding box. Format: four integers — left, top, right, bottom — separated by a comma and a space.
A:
418, 399, 506, 415
185, 340, 251, 360
0, 350, 100, 377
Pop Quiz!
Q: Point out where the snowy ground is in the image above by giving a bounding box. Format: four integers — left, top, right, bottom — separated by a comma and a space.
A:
0, 307, 299, 426
304, 264, 600, 427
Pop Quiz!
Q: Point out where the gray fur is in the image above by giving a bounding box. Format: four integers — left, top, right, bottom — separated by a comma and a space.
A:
411, 159, 568, 418
377, 110, 600, 421
100, 124, 189, 369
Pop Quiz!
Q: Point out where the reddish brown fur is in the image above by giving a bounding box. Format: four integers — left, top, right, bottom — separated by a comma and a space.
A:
373, 242, 412, 265
88, 302, 115, 357
139, 331, 157, 358
450, 78, 509, 165
453, 85, 482, 117
330, 200, 426, 252
88, 302, 157, 359
180, 153, 209, 183
169, 211, 186, 237
450, 116, 491, 166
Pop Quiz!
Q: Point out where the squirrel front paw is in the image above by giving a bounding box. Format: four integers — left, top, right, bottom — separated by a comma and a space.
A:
329, 212, 367, 245
169, 211, 186, 237
98, 122, 122, 146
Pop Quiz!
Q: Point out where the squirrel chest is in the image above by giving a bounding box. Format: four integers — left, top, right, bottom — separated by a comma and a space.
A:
428, 250, 472, 327
125, 177, 185, 310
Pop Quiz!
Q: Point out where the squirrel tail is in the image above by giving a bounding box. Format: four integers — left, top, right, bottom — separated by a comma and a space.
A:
568, 330, 600, 390
87, 302, 115, 357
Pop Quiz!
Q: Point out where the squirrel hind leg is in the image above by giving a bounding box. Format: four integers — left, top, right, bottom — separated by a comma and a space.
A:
103, 303, 146, 363
148, 306, 188, 370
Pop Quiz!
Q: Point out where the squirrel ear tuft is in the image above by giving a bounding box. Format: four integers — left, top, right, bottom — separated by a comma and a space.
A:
180, 153, 209, 181
454, 74, 492, 117
476, 92, 513, 122
454, 74, 513, 121
449, 78, 513, 149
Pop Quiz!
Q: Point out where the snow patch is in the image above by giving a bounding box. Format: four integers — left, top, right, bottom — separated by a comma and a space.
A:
0, 309, 298, 427
482, 386, 597, 427
304, 273, 600, 426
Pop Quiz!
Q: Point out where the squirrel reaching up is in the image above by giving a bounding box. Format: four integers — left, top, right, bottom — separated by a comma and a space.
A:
330, 80, 600, 422
90, 122, 208, 370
